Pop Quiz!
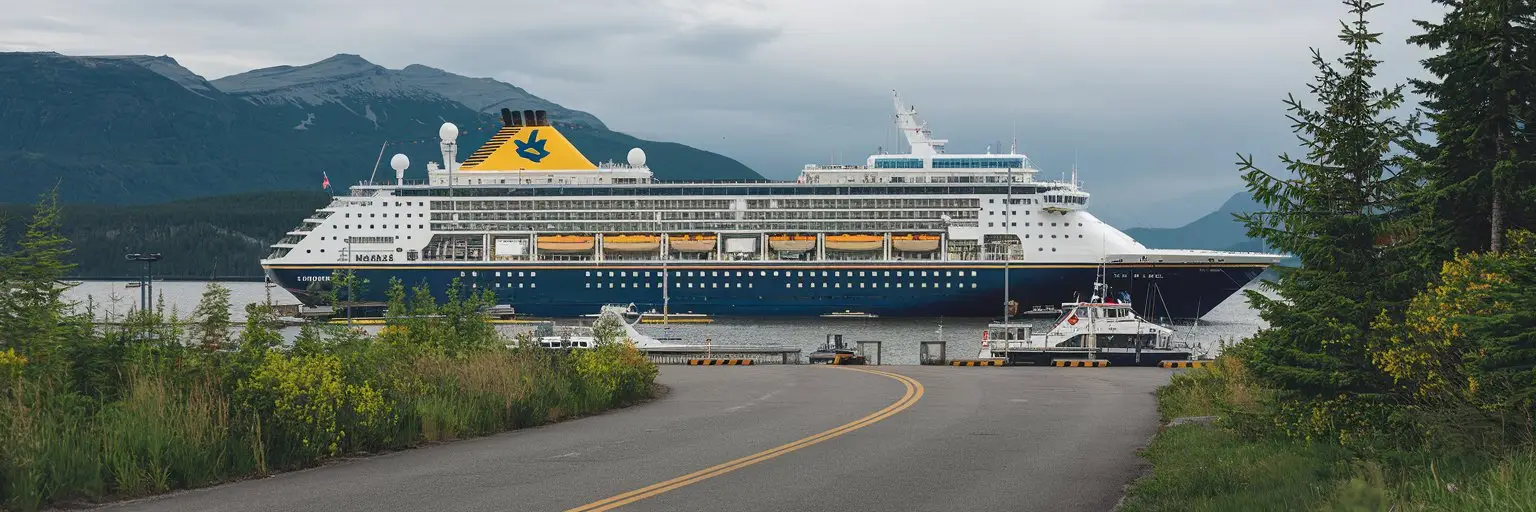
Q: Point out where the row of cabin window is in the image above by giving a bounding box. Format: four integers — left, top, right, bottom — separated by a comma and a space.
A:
788, 282, 974, 289
584, 270, 980, 278
586, 282, 754, 289
456, 270, 985, 279
461, 271, 540, 278
986, 219, 1086, 228
344, 212, 420, 218
578, 282, 980, 289
318, 236, 413, 241
336, 225, 426, 229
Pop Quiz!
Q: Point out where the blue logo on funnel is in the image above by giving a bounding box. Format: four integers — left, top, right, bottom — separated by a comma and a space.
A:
514, 129, 551, 162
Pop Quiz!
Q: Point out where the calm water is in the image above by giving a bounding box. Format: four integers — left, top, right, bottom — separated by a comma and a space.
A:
65, 280, 1268, 365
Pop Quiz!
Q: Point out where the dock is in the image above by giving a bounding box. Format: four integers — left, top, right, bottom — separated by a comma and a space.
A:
639, 345, 801, 365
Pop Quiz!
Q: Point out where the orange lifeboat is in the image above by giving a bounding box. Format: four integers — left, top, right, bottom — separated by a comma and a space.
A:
891, 233, 941, 252
668, 234, 717, 253
825, 234, 883, 252
536, 235, 596, 253
603, 234, 661, 252
768, 234, 815, 252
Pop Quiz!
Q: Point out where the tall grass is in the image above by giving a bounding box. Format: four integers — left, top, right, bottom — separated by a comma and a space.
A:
1128, 352, 1536, 511
0, 328, 658, 511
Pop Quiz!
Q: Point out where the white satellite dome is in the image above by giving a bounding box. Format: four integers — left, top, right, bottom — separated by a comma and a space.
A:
390, 153, 410, 171
627, 147, 647, 167
438, 122, 459, 141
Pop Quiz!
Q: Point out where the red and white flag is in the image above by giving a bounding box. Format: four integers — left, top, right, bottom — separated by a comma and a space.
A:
322, 172, 331, 190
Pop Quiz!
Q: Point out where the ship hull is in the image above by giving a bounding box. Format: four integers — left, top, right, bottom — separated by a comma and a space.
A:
263, 261, 1265, 319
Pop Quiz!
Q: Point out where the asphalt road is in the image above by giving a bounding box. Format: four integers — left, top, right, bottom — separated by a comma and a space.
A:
100, 365, 1170, 512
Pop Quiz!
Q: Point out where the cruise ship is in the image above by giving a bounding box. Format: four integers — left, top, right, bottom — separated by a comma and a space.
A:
261, 93, 1282, 319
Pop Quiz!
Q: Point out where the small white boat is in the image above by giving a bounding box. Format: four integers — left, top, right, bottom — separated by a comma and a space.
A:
820, 310, 879, 319
580, 303, 639, 319
541, 305, 696, 350
637, 311, 712, 324
1018, 305, 1064, 318
539, 326, 598, 349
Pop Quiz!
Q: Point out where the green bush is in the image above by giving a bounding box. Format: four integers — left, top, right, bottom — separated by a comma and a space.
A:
0, 281, 659, 511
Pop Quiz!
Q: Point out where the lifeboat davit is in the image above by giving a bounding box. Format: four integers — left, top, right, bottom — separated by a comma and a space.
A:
768, 234, 815, 252
891, 233, 941, 252
537, 235, 596, 253
669, 234, 717, 253
603, 234, 660, 252
825, 234, 883, 252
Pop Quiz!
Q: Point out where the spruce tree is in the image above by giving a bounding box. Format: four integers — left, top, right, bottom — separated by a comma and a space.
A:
1236, 0, 1422, 430
190, 282, 233, 351
1411, 0, 1536, 254
0, 189, 77, 375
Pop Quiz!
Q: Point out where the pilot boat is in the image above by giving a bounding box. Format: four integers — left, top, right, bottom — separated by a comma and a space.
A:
976, 280, 1205, 366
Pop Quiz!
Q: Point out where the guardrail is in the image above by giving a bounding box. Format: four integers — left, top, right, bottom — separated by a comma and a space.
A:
641, 347, 801, 365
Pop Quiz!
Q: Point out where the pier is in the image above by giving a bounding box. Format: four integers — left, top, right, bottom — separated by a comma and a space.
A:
639, 345, 801, 365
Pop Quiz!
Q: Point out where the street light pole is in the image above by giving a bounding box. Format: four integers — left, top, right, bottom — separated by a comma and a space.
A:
124, 253, 163, 315
346, 238, 354, 327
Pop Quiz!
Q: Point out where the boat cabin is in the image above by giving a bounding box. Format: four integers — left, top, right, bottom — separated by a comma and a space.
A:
1043, 302, 1172, 349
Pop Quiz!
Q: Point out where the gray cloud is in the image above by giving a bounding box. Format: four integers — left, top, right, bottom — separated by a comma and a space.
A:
664, 24, 782, 59
2, 0, 1448, 227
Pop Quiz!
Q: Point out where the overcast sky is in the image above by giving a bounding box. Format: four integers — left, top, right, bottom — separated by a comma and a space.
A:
4, 0, 1444, 227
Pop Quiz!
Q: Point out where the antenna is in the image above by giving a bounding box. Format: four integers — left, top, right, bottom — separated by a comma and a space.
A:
1072, 149, 1079, 187
1010, 121, 1018, 154
368, 142, 387, 184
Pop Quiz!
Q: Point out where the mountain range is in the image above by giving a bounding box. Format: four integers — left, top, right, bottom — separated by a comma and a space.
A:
1123, 191, 1275, 254
0, 52, 761, 205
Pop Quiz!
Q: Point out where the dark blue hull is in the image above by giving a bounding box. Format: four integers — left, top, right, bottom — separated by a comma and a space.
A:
263, 262, 1265, 319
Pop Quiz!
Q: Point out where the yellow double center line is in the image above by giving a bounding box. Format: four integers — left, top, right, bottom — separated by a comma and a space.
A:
566, 367, 924, 511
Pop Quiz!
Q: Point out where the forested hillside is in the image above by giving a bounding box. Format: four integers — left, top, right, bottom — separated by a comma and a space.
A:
0, 191, 327, 278
0, 52, 760, 205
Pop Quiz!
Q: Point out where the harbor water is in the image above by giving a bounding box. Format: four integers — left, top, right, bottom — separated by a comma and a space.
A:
65, 280, 1267, 365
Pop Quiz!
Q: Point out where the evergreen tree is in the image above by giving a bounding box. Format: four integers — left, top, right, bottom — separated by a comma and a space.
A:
0, 189, 77, 376
190, 282, 233, 351
1236, 0, 1423, 432
1410, 0, 1536, 253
